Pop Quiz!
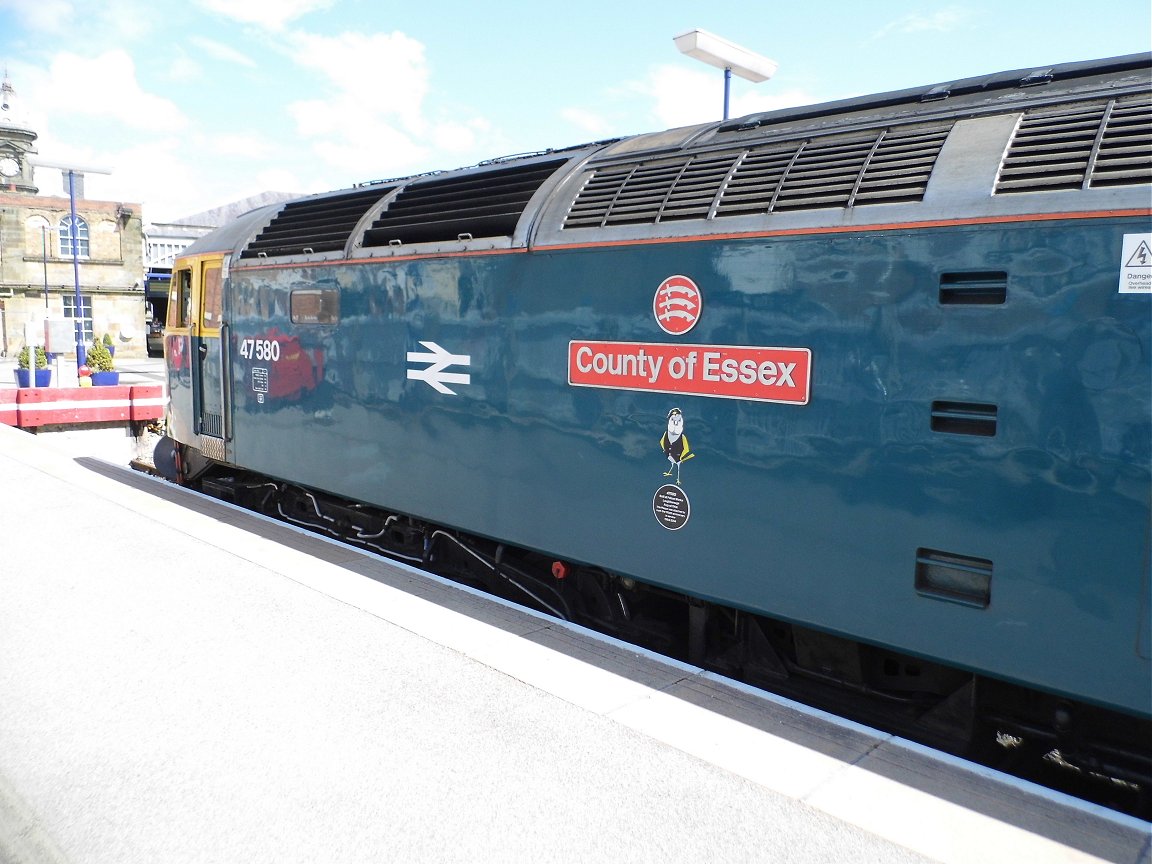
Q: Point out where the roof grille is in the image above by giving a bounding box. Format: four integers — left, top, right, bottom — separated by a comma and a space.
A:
362, 159, 565, 246
240, 186, 394, 259
563, 124, 951, 229
1092, 96, 1152, 187
995, 95, 1152, 193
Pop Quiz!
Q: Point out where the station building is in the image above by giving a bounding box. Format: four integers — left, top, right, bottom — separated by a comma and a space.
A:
0, 74, 147, 360
0, 73, 303, 363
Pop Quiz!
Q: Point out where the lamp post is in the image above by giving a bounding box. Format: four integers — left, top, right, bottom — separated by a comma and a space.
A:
673, 29, 777, 121
28, 159, 112, 369
41, 226, 48, 308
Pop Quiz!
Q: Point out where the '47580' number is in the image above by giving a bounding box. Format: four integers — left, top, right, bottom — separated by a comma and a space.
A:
239, 338, 280, 362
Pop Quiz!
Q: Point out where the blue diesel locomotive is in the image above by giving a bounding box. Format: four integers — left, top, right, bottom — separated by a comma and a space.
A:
160, 54, 1151, 808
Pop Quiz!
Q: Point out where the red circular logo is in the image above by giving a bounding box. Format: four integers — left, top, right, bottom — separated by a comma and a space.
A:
653, 275, 701, 335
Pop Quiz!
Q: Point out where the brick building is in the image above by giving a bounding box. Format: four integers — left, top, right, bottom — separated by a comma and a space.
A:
0, 73, 146, 360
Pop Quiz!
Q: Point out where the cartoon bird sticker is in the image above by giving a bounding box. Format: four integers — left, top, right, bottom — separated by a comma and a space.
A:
660, 407, 694, 485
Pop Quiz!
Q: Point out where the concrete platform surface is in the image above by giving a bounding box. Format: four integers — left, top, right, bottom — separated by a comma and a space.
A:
0, 423, 1148, 864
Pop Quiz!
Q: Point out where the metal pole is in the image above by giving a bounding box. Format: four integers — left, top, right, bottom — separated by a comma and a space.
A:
723, 67, 732, 121
42, 225, 53, 385
67, 169, 85, 367
41, 225, 48, 307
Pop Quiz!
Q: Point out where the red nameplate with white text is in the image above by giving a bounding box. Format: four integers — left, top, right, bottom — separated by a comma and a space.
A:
568, 341, 811, 405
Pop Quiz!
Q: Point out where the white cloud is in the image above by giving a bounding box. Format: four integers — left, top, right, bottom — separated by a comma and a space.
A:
280, 29, 508, 182
94, 0, 156, 43
286, 30, 429, 131
166, 52, 202, 83
430, 117, 492, 155
9, 49, 196, 216
634, 65, 720, 128
209, 133, 274, 158
194, 0, 335, 30
290, 99, 429, 181
189, 36, 259, 68
0, 0, 75, 34
32, 135, 181, 206
871, 7, 972, 40
38, 51, 188, 131
633, 65, 814, 129
0, 0, 157, 42
254, 167, 306, 195
560, 107, 612, 136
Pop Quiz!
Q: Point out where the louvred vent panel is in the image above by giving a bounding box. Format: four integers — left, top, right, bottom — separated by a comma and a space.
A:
240, 186, 394, 259
362, 159, 565, 246
563, 123, 951, 229
995, 94, 1152, 193
1091, 96, 1152, 188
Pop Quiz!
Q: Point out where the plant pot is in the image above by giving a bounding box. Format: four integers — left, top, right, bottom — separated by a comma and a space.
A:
90, 371, 120, 386
14, 368, 52, 387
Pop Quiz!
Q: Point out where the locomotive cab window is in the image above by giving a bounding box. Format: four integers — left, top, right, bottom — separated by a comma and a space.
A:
202, 265, 223, 329
169, 268, 192, 328
291, 288, 340, 324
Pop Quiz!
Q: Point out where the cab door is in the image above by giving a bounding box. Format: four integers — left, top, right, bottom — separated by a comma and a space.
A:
193, 256, 229, 441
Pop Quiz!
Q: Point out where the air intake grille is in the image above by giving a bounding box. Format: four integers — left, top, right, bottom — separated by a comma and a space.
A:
362, 159, 565, 246
563, 124, 951, 229
240, 186, 394, 259
995, 95, 1152, 193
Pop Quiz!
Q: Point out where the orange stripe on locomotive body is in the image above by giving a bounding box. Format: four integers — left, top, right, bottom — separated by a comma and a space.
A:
536, 209, 1152, 253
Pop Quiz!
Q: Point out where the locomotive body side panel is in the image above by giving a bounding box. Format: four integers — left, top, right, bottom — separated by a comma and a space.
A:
220, 211, 1150, 718
163, 55, 1152, 744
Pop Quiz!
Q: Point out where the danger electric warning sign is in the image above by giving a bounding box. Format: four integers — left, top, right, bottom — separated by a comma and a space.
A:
568, 340, 812, 405
1120, 233, 1152, 294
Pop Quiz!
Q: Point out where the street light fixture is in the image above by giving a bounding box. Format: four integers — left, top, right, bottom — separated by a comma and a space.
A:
673, 29, 777, 121
28, 158, 112, 368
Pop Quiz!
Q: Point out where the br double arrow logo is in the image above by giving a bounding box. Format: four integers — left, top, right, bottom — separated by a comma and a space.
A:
406, 341, 472, 395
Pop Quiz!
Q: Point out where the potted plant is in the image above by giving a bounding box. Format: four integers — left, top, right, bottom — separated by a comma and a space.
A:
87, 341, 119, 386
102, 331, 116, 358
15, 345, 51, 387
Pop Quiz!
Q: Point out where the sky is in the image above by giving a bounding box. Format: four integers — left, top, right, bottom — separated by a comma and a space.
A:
0, 0, 1149, 223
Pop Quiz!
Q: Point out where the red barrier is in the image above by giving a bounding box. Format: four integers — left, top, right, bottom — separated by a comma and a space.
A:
1, 385, 166, 428
0, 390, 16, 426
17, 386, 131, 426
129, 385, 165, 421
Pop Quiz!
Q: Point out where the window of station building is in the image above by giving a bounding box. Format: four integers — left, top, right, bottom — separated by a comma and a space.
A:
169, 268, 192, 328
62, 293, 94, 342
202, 265, 223, 328
290, 287, 340, 324
58, 215, 89, 258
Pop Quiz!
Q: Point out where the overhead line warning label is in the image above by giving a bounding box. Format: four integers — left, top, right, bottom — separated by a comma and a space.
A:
1120, 233, 1152, 294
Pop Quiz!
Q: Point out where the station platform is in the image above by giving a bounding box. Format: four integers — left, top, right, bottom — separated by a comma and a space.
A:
0, 422, 1148, 864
